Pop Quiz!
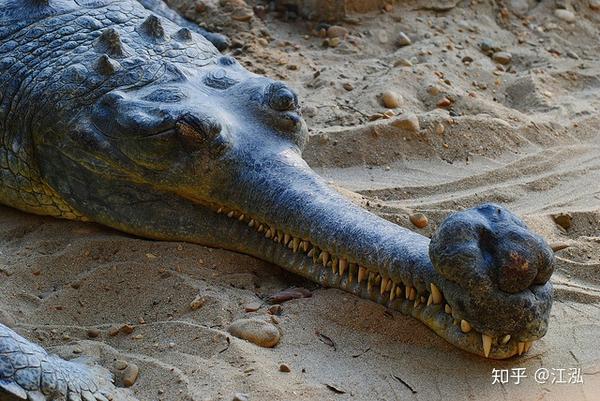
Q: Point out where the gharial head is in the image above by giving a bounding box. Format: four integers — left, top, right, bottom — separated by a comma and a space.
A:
30, 9, 554, 360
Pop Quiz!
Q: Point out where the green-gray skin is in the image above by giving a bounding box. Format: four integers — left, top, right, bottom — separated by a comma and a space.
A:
0, 0, 554, 399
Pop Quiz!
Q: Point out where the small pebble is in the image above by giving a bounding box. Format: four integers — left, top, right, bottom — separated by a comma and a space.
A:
268, 304, 283, 315
427, 85, 440, 96
377, 30, 389, 44
228, 318, 280, 348
381, 90, 401, 108
231, 12, 253, 22
479, 39, 497, 54
190, 295, 206, 310
343, 82, 354, 91
435, 123, 445, 135
233, 393, 249, 401
437, 98, 452, 108
492, 51, 512, 64
397, 32, 412, 46
120, 324, 135, 335
554, 9, 576, 22
114, 360, 128, 370
244, 302, 261, 312
394, 58, 413, 67
122, 363, 139, 387
87, 329, 100, 338
279, 364, 291, 373
327, 25, 348, 38
409, 213, 429, 228
390, 114, 420, 132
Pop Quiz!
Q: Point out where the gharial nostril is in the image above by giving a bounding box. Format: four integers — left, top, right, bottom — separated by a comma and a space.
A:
266, 83, 298, 112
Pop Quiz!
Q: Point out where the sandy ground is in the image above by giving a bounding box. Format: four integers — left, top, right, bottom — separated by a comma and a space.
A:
2, 0, 600, 400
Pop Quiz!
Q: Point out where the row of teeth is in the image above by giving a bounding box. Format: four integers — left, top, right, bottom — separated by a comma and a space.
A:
218, 206, 535, 358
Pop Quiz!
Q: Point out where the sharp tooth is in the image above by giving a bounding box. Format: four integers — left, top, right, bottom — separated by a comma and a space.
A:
501, 334, 511, 345
238, 214, 245, 221
460, 320, 472, 333
248, 219, 255, 228
302, 241, 310, 252
430, 283, 443, 304
524, 341, 533, 353
227, 211, 234, 218
405, 285, 410, 300
358, 267, 367, 283
482, 334, 493, 358
517, 342, 525, 355
408, 287, 416, 301
292, 238, 300, 252
258, 224, 264, 233
380, 277, 390, 295
348, 264, 355, 284
284, 233, 291, 245
395, 286, 402, 298
307, 249, 315, 257
390, 284, 396, 301
385, 280, 392, 292
265, 229, 273, 239
288, 241, 294, 249
444, 304, 452, 314
367, 279, 373, 294
277, 230, 284, 243
321, 251, 329, 267
332, 258, 338, 274
427, 294, 433, 306
217, 207, 223, 214
414, 298, 420, 308
339, 259, 348, 276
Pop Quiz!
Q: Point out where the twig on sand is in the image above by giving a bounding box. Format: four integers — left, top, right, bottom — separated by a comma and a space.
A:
392, 374, 417, 394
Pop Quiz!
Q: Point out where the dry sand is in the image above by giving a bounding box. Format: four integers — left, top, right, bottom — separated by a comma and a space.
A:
1, 0, 600, 400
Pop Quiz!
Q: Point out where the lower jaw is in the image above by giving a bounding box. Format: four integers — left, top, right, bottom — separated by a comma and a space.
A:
215, 206, 536, 360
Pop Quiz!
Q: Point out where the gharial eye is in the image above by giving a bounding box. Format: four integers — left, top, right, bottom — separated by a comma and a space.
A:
142, 88, 187, 103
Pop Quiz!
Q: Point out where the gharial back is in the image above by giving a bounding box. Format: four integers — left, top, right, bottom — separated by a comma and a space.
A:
0, 0, 220, 220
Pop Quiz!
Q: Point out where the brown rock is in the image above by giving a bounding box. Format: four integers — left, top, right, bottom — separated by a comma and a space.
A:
228, 318, 280, 348
492, 51, 512, 65
381, 90, 401, 108
343, 82, 354, 91
244, 302, 261, 312
86, 328, 100, 338
268, 304, 283, 315
120, 324, 135, 335
390, 114, 420, 132
553, 213, 572, 230
122, 363, 139, 387
190, 295, 206, 310
437, 97, 452, 108
327, 25, 349, 38
279, 363, 291, 372
409, 213, 429, 228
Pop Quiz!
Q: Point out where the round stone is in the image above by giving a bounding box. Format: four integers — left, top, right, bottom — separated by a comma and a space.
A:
554, 9, 576, 22
492, 51, 512, 64
228, 319, 280, 348
381, 90, 402, 108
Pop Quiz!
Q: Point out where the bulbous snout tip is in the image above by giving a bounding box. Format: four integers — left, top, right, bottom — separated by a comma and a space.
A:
265, 82, 299, 112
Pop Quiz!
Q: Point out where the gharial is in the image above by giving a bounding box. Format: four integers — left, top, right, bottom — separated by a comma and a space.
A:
0, 1, 555, 400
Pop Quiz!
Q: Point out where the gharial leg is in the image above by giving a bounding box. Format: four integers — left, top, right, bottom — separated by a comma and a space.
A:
136, 0, 230, 51
0, 324, 114, 401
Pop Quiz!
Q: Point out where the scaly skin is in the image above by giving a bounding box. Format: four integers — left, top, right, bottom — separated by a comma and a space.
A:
0, 0, 554, 399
